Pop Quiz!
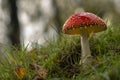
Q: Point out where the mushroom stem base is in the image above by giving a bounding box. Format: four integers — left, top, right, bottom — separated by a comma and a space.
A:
80, 32, 91, 64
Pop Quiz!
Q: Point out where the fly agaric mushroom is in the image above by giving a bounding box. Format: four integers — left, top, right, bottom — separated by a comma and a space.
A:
62, 12, 107, 64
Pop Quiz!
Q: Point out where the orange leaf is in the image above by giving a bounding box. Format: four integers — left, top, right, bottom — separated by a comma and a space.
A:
14, 66, 26, 79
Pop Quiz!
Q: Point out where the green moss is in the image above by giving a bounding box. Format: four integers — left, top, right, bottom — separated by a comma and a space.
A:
0, 26, 120, 80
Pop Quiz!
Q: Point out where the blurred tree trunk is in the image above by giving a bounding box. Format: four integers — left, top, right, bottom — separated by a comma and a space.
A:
8, 0, 20, 47
52, 0, 62, 34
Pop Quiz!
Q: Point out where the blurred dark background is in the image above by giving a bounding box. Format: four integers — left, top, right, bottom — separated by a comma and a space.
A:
0, 0, 120, 50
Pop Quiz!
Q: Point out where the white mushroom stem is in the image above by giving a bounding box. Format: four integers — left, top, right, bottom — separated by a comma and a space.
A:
80, 31, 91, 64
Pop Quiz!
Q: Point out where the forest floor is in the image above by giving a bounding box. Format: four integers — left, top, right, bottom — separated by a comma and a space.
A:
0, 25, 120, 80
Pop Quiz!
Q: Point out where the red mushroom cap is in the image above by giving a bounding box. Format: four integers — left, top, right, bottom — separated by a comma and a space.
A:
62, 12, 107, 35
